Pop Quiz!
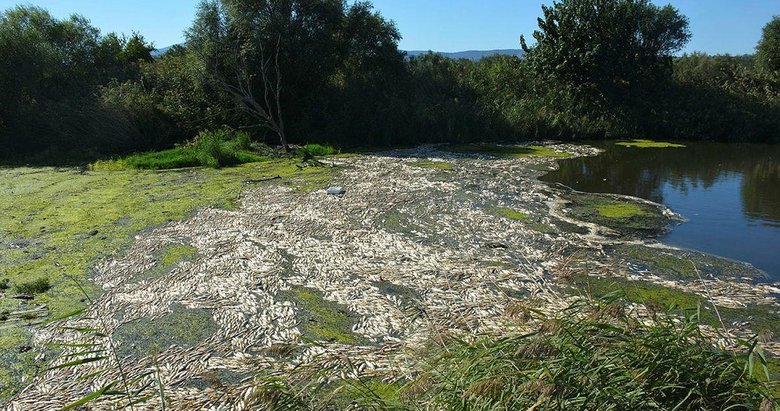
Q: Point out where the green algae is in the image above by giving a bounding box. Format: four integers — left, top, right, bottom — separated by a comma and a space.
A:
566, 193, 670, 237
0, 160, 330, 399
571, 275, 780, 341
0, 327, 37, 399
616, 139, 687, 148
448, 144, 571, 158
113, 304, 217, 359
410, 160, 453, 170
374, 280, 421, 306
597, 203, 649, 219
490, 207, 529, 221
613, 244, 767, 281
160, 244, 197, 268
131, 244, 198, 283
282, 288, 364, 345
0, 161, 327, 317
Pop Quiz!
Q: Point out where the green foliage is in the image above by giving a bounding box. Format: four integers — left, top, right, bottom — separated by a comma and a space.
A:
14, 278, 51, 295
521, 0, 690, 95
91, 129, 264, 170
0, 5, 158, 156
301, 144, 338, 157
416, 299, 776, 411
757, 16, 780, 73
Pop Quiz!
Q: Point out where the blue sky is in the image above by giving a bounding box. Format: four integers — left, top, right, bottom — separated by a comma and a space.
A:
3, 0, 778, 55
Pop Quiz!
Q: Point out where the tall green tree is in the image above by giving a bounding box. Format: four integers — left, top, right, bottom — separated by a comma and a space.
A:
0, 5, 155, 155
186, 0, 404, 148
757, 16, 780, 74
521, 0, 690, 97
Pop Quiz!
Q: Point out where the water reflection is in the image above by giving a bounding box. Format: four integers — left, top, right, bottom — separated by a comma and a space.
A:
541, 142, 780, 277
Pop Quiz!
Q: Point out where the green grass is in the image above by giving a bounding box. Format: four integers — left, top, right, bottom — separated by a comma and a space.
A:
448, 144, 571, 158
248, 298, 777, 410
597, 203, 649, 218
91, 129, 267, 170
301, 144, 339, 157
410, 160, 453, 170
616, 139, 687, 148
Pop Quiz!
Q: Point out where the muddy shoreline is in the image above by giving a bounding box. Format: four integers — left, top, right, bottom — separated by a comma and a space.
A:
5, 144, 779, 410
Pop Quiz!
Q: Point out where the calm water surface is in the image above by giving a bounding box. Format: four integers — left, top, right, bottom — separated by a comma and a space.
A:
541, 142, 780, 280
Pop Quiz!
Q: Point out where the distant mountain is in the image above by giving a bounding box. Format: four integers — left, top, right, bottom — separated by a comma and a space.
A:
151, 45, 176, 58
405, 49, 524, 61
152, 45, 524, 61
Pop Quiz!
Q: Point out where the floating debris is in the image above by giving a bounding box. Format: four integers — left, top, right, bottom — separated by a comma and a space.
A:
326, 186, 346, 196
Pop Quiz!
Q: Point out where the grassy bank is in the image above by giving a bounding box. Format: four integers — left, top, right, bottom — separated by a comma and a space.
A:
248, 298, 777, 410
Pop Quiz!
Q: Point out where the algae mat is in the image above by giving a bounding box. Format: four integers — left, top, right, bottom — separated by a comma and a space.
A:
0, 161, 331, 398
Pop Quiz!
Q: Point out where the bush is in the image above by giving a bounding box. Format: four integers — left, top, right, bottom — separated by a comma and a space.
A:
15, 278, 51, 295
301, 144, 338, 157
89, 129, 265, 170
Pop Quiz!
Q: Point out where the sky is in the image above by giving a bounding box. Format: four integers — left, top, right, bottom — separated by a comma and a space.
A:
2, 0, 778, 55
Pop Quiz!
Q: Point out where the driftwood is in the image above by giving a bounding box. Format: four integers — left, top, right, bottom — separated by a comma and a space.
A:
243, 175, 282, 184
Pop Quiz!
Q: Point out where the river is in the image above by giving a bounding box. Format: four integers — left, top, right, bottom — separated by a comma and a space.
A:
541, 141, 780, 280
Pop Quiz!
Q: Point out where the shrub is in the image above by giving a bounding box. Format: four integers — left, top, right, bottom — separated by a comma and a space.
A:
89, 129, 265, 170
301, 144, 338, 157
15, 278, 51, 295
0, 278, 9, 290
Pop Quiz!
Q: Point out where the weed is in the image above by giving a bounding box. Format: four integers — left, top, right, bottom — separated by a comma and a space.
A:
0, 278, 9, 291
415, 298, 776, 410
90, 129, 266, 170
301, 144, 338, 157
14, 278, 50, 295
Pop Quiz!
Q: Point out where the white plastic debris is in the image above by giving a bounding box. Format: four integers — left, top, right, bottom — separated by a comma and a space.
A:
326, 186, 346, 195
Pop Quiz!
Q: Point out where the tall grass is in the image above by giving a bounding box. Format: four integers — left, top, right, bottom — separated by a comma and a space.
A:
411, 296, 776, 411
239, 296, 776, 410
90, 129, 267, 170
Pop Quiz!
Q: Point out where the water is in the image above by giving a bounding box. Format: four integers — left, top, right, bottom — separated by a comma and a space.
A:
541, 141, 780, 279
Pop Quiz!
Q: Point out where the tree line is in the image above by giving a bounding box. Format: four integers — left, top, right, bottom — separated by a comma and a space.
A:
1, 0, 779, 159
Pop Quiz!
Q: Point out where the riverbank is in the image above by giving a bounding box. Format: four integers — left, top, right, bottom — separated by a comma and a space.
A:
2, 144, 778, 408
